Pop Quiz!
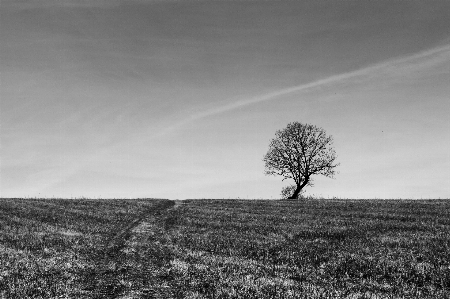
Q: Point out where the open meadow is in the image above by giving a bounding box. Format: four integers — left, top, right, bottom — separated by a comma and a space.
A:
1, 198, 449, 298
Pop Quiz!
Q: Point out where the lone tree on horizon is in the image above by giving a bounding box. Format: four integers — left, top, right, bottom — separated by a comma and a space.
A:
263, 122, 339, 199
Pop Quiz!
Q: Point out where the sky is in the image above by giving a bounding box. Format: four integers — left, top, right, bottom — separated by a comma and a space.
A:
1, 0, 449, 199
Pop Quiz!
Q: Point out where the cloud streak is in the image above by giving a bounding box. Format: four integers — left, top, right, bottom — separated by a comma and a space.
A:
153, 43, 450, 138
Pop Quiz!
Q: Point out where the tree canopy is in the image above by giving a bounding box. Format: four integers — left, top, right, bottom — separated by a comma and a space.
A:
263, 122, 339, 199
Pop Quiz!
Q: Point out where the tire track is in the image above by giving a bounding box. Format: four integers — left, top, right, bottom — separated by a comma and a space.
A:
104, 200, 175, 259
116, 200, 185, 299
85, 200, 175, 299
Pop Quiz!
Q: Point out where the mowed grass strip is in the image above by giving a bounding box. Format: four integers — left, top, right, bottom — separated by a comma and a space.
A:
0, 198, 168, 299
154, 199, 450, 299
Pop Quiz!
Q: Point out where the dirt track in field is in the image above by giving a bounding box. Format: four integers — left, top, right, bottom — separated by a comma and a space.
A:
104, 200, 176, 259
84, 199, 179, 299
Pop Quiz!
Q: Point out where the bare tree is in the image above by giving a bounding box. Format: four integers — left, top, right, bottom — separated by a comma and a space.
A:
263, 122, 339, 199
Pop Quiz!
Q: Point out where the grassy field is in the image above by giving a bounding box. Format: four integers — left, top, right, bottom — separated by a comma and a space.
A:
0, 197, 173, 298
1, 198, 449, 298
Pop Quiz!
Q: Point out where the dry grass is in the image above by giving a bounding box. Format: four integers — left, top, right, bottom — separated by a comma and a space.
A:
156, 199, 450, 298
0, 197, 170, 298
1, 198, 449, 298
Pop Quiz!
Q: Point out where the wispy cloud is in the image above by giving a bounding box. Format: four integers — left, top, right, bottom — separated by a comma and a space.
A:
152, 43, 450, 138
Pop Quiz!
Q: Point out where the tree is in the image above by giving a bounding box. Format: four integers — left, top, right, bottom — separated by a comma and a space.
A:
263, 122, 339, 199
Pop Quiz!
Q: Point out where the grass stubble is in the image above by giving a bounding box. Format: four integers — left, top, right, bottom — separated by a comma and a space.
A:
0, 198, 449, 298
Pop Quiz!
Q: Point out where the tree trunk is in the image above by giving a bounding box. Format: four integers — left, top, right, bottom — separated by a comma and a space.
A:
288, 179, 309, 199
288, 185, 302, 199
